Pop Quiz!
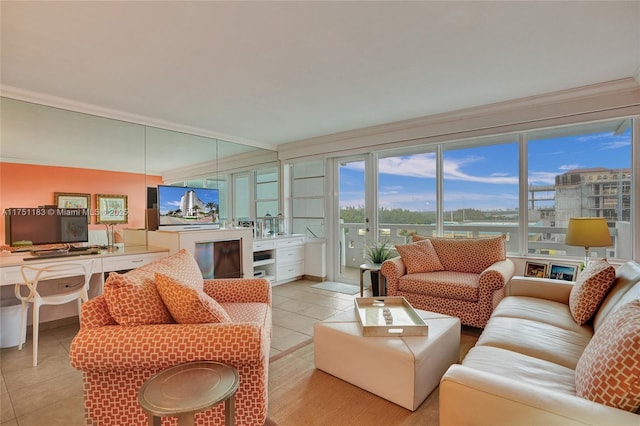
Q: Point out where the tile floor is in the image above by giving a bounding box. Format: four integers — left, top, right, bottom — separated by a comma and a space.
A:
0, 279, 365, 425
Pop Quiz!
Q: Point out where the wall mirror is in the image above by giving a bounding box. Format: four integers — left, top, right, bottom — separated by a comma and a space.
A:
0, 96, 278, 245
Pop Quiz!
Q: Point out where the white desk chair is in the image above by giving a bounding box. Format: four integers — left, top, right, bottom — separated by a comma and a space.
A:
17, 259, 95, 366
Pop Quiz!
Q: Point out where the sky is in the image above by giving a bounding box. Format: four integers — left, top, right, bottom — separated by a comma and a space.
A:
340, 127, 631, 212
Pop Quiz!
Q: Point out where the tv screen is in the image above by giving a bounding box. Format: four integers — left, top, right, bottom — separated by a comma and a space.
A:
157, 185, 220, 229
5, 207, 89, 246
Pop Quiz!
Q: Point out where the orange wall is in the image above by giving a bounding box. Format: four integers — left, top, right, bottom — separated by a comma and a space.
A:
0, 162, 163, 244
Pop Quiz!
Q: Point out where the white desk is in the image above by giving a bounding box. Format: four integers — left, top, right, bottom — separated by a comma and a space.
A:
0, 245, 169, 287
0, 246, 169, 325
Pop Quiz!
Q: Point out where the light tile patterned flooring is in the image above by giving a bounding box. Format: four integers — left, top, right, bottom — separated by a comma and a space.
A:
0, 279, 366, 425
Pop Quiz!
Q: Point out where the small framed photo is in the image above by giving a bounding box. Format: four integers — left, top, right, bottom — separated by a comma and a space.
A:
548, 263, 578, 281
525, 261, 547, 278
96, 194, 128, 224
55, 192, 91, 222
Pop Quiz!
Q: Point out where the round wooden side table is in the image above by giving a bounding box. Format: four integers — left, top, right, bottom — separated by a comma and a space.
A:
138, 361, 239, 426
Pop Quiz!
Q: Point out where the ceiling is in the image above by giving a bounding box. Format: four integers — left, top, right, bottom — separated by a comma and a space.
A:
2, 1, 640, 151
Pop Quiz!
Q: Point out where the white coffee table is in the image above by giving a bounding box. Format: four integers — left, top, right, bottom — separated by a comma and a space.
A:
313, 308, 460, 411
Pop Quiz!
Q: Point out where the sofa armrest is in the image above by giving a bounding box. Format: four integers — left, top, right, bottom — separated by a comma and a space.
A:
70, 321, 266, 372
440, 364, 639, 426
381, 257, 406, 294
507, 276, 573, 304
203, 277, 272, 305
479, 259, 515, 292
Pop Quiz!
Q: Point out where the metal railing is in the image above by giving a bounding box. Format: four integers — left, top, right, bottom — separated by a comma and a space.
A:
339, 222, 622, 269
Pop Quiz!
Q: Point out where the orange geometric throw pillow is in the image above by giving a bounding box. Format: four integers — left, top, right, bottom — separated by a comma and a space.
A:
575, 300, 640, 412
569, 260, 616, 325
103, 271, 173, 326
103, 249, 205, 326
395, 239, 444, 274
155, 272, 231, 324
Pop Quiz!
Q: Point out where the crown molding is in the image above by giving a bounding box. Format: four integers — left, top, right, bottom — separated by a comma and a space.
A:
277, 78, 640, 160
0, 85, 277, 152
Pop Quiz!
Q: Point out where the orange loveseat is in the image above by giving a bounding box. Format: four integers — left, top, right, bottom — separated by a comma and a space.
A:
381, 235, 514, 328
70, 250, 272, 426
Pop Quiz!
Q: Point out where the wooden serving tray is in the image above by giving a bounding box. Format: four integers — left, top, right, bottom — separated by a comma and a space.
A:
354, 297, 428, 337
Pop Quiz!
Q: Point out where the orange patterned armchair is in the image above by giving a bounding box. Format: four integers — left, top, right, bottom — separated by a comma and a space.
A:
382, 235, 514, 328
70, 250, 272, 426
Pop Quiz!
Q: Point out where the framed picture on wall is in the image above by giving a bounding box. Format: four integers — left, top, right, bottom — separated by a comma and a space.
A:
548, 263, 578, 281
55, 192, 91, 222
524, 261, 547, 278
96, 194, 128, 224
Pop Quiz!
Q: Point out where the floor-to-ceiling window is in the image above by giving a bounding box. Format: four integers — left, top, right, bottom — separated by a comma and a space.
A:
527, 119, 633, 260
324, 116, 635, 281
442, 137, 519, 248
377, 146, 438, 245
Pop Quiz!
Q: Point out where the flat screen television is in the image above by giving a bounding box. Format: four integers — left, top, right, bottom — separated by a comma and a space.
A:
4, 207, 89, 246
157, 185, 220, 230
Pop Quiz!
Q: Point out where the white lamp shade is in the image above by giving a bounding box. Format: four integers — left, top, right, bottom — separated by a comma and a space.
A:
565, 217, 612, 248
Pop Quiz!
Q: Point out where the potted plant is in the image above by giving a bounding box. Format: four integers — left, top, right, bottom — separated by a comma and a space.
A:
365, 241, 394, 297
366, 240, 394, 264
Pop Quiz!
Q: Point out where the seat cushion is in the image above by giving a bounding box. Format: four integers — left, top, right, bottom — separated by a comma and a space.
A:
103, 249, 203, 326
462, 345, 577, 395
155, 272, 231, 324
569, 260, 616, 325
398, 271, 479, 302
491, 296, 592, 337
222, 302, 271, 327
395, 239, 444, 274
476, 316, 593, 369
575, 300, 640, 412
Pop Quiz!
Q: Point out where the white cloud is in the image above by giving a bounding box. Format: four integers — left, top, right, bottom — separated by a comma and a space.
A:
599, 140, 631, 150
377, 153, 518, 184
528, 171, 557, 185
558, 163, 580, 171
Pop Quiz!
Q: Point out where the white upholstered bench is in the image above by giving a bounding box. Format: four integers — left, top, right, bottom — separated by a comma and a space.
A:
313, 308, 460, 411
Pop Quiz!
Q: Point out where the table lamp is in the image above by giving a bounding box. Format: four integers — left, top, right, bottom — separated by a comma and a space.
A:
565, 217, 612, 266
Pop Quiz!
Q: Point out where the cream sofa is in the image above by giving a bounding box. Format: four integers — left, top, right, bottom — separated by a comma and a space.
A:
440, 260, 640, 426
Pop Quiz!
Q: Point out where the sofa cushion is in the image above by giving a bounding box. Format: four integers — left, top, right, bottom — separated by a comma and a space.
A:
103, 249, 203, 326
412, 235, 506, 274
155, 272, 231, 324
569, 260, 616, 325
575, 300, 640, 412
462, 345, 576, 395
395, 239, 444, 274
476, 316, 592, 369
398, 271, 479, 301
491, 296, 592, 337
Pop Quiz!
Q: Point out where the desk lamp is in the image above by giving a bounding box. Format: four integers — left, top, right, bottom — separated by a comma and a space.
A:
565, 217, 612, 266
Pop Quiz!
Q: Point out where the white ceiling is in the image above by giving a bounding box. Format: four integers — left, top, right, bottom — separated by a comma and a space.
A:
2, 1, 640, 150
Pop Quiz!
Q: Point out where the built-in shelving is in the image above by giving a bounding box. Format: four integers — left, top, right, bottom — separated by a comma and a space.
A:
252, 235, 305, 285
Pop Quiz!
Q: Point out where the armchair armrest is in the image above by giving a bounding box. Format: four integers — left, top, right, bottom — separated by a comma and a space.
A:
203, 277, 271, 305
440, 364, 638, 426
70, 321, 266, 372
381, 257, 406, 294
507, 276, 573, 304
479, 259, 515, 292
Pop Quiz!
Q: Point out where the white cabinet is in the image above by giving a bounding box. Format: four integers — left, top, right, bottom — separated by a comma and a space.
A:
253, 235, 305, 285
252, 239, 276, 282
102, 252, 167, 273
147, 229, 254, 279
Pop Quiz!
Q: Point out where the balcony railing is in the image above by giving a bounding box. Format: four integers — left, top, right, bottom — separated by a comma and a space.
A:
339, 222, 622, 269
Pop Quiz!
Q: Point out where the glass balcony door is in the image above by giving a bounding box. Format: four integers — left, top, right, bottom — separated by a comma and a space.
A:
334, 154, 378, 284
